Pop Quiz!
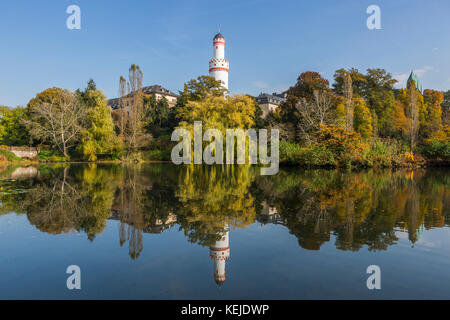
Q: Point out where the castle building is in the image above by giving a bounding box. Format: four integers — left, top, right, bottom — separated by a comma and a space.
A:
257, 201, 284, 225
142, 85, 179, 106
209, 226, 230, 287
256, 92, 287, 118
209, 32, 229, 90
108, 84, 179, 111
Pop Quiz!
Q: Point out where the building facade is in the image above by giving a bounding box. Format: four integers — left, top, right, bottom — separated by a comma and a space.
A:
256, 92, 287, 118
108, 84, 179, 111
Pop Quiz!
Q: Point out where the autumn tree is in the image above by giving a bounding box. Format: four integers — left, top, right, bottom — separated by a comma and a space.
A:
288, 71, 330, 100
24, 88, 86, 157
443, 90, 450, 125
294, 90, 336, 143
177, 94, 256, 134
353, 97, 373, 139
276, 72, 332, 142
423, 89, 443, 138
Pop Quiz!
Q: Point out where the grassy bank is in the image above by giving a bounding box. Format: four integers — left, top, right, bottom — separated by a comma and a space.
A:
2, 139, 449, 169
279, 140, 449, 169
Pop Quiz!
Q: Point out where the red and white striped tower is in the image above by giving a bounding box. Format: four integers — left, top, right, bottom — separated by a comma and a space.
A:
209, 30, 229, 90
209, 226, 230, 287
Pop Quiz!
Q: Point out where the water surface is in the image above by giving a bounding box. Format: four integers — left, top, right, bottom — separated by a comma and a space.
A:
0, 164, 449, 299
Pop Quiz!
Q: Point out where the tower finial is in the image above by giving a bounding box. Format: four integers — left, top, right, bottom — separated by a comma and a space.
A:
218, 24, 221, 33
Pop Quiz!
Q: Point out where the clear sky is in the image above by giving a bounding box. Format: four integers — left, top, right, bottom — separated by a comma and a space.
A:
1, 0, 449, 107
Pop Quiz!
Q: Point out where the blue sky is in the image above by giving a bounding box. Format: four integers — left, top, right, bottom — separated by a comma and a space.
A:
1, 0, 449, 107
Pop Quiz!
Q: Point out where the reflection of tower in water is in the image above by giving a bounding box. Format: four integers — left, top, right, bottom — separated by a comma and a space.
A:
209, 225, 230, 287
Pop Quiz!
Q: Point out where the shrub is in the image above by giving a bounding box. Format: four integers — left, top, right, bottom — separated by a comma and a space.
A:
315, 124, 367, 167
279, 141, 303, 164
358, 139, 407, 167
37, 150, 53, 161
420, 139, 450, 159
37, 150, 70, 162
143, 149, 171, 161
147, 134, 173, 150
279, 141, 336, 167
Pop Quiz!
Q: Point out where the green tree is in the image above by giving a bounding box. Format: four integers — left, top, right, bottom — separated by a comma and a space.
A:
144, 95, 172, 137
0, 106, 30, 146
76, 78, 98, 108
180, 75, 227, 102
362, 69, 397, 137
77, 89, 123, 161
254, 103, 266, 129
332, 68, 366, 97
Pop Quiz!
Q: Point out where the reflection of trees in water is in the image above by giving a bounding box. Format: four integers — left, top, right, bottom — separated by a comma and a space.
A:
22, 164, 120, 240
115, 165, 147, 259
255, 169, 449, 251
174, 165, 257, 247
0, 163, 448, 256
113, 164, 179, 259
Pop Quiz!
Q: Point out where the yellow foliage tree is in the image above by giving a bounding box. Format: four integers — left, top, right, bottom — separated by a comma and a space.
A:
353, 97, 373, 139
177, 94, 256, 135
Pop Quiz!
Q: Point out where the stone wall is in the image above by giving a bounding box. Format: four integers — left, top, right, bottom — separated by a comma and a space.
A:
6, 147, 39, 159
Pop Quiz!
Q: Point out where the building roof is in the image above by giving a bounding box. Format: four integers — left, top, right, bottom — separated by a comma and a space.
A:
142, 85, 178, 98
407, 71, 423, 93
107, 85, 178, 109
213, 32, 224, 40
256, 92, 287, 105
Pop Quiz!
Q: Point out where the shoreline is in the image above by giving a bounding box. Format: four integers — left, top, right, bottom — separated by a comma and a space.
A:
0, 159, 449, 168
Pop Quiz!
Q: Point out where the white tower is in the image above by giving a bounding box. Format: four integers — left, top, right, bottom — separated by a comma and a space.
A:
209, 31, 229, 90
209, 226, 230, 287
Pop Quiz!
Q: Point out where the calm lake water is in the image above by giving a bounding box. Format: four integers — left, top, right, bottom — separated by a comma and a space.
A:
0, 163, 449, 299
